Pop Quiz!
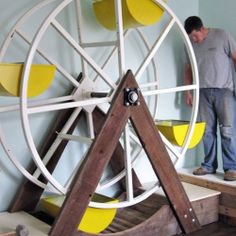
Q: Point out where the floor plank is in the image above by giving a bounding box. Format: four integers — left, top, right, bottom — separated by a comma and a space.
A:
179, 221, 236, 236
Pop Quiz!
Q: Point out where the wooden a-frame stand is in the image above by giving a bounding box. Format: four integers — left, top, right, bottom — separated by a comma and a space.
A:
49, 70, 200, 235
10, 70, 201, 236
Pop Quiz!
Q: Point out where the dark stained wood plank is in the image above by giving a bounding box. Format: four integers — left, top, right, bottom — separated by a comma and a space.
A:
183, 221, 236, 236
76, 205, 182, 236
103, 192, 218, 234
92, 107, 141, 190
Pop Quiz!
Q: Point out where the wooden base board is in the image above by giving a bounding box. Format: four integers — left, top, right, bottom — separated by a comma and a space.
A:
144, 182, 220, 225
101, 182, 220, 235
0, 211, 50, 236
178, 168, 236, 226
0, 182, 221, 236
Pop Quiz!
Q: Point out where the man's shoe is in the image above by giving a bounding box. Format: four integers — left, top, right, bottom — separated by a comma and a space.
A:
193, 167, 216, 176
224, 171, 236, 181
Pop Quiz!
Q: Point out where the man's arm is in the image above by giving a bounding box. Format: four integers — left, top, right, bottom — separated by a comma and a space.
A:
232, 52, 236, 70
184, 63, 193, 106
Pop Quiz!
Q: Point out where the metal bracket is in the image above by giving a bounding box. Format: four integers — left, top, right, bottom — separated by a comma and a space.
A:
124, 88, 140, 106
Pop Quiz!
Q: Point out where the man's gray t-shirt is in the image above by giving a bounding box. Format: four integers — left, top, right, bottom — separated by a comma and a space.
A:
188, 28, 236, 90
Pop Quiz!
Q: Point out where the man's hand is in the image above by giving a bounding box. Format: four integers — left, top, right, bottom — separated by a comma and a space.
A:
232, 52, 236, 70
184, 63, 193, 106
185, 91, 193, 106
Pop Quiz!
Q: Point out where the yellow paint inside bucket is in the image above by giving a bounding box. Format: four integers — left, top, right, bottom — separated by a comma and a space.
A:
41, 193, 118, 234
0, 63, 56, 98
93, 0, 165, 30
156, 120, 206, 149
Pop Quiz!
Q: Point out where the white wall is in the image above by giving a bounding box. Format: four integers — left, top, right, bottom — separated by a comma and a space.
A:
199, 0, 236, 39
0, 0, 200, 211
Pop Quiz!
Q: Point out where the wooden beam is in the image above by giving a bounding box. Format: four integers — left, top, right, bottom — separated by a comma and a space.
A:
92, 107, 141, 190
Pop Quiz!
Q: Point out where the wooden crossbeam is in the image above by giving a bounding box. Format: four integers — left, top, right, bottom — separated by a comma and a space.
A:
50, 70, 201, 236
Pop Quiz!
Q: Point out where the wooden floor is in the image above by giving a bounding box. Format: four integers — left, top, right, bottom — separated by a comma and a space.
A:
32, 214, 236, 236
11, 212, 236, 236
178, 221, 236, 236
4, 171, 235, 236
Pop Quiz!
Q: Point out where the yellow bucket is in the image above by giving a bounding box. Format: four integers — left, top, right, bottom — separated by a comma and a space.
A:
40, 193, 118, 234
0, 63, 56, 98
156, 120, 206, 149
93, 0, 165, 30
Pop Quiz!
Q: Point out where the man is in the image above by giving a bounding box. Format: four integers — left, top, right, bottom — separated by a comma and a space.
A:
184, 16, 236, 181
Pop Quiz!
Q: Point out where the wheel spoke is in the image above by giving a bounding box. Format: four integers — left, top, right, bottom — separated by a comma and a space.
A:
33, 107, 82, 179
142, 84, 198, 97
0, 95, 74, 113
135, 18, 175, 80
124, 124, 134, 201
115, 0, 126, 78
74, 0, 88, 77
85, 110, 95, 139
27, 96, 111, 114
51, 19, 117, 90
92, 29, 130, 82
56, 133, 92, 144
16, 30, 80, 88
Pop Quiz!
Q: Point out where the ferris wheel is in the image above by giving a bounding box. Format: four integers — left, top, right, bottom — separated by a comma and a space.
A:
0, 0, 199, 212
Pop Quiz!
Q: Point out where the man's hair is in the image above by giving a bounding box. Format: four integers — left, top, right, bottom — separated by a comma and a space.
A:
184, 16, 203, 34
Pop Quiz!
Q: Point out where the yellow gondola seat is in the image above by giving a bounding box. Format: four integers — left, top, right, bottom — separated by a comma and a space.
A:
156, 120, 206, 149
40, 193, 118, 234
93, 0, 165, 30
0, 63, 56, 98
